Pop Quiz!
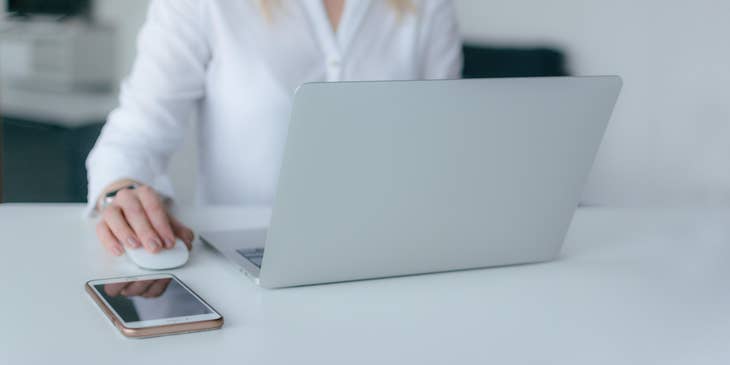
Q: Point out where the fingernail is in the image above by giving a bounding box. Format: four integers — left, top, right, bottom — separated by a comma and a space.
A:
149, 239, 161, 250
165, 238, 175, 247
112, 246, 124, 256
127, 237, 140, 248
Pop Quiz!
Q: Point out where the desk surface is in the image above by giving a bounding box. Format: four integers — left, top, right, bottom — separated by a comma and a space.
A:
1, 204, 729, 364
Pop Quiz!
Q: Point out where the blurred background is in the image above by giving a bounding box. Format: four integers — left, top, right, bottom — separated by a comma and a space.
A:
0, 0, 728, 206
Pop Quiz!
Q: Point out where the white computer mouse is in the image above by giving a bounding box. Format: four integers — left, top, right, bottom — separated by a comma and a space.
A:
125, 239, 189, 270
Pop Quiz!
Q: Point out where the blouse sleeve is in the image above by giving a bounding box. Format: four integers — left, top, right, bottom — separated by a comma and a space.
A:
85, 0, 210, 216
417, 0, 463, 79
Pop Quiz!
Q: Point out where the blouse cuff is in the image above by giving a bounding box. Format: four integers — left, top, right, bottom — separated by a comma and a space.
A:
84, 163, 176, 218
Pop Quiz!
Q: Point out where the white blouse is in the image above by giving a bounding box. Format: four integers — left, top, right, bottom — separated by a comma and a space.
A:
86, 0, 462, 214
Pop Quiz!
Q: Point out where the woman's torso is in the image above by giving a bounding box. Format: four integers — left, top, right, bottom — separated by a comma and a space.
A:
196, 0, 458, 205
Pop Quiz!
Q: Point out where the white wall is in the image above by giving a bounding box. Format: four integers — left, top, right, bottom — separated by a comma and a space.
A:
455, 0, 730, 206
10, 0, 727, 206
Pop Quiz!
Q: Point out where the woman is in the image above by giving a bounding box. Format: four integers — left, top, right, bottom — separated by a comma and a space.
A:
88, 0, 462, 256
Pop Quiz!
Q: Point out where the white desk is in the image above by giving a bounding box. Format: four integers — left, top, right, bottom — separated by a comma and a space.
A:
1, 204, 729, 364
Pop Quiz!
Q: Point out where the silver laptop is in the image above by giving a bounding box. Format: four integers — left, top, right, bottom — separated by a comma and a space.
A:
201, 76, 622, 288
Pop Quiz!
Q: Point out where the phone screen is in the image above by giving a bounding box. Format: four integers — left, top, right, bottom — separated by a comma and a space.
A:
93, 277, 212, 323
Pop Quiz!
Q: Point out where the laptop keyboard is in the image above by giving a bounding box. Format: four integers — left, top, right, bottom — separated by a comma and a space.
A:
236, 248, 265, 268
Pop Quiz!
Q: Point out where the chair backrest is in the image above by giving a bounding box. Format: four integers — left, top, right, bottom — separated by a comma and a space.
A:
462, 44, 569, 79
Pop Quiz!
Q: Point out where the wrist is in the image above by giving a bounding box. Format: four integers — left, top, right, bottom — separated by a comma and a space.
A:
96, 179, 141, 211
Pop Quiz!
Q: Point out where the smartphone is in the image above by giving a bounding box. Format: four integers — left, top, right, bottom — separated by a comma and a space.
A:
86, 273, 223, 338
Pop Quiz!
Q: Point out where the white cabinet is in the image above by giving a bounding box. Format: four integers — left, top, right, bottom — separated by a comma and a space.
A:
0, 19, 116, 92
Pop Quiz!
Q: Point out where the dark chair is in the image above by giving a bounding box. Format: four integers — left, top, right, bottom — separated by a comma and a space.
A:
462, 43, 569, 78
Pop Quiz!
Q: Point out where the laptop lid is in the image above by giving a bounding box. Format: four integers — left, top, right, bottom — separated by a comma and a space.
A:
259, 77, 622, 288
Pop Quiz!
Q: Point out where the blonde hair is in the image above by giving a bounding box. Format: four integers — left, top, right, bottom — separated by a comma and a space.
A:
257, 0, 416, 22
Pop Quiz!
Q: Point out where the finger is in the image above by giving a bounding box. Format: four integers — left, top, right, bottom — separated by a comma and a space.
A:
137, 186, 176, 248
115, 189, 163, 253
96, 221, 124, 256
170, 215, 195, 250
104, 282, 129, 297
141, 279, 171, 298
101, 205, 140, 249
121, 280, 155, 297
116, 282, 136, 297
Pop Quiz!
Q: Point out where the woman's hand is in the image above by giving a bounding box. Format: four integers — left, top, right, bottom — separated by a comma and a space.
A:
95, 181, 194, 256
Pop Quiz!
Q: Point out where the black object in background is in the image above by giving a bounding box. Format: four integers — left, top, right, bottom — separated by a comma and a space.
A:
462, 44, 569, 78
0, 118, 103, 202
7, 0, 91, 16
